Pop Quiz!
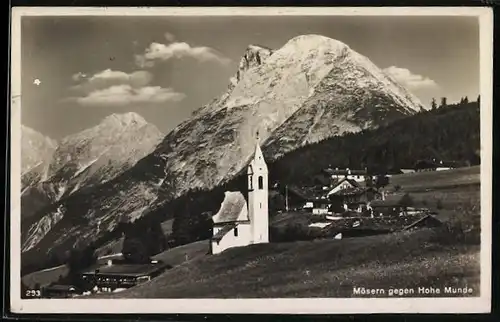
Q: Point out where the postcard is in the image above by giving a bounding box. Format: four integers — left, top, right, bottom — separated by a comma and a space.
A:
10, 6, 492, 314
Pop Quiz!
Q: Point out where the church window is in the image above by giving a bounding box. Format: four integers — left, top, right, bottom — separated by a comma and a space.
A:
234, 227, 238, 237
258, 176, 264, 189
260, 202, 262, 209
249, 175, 253, 190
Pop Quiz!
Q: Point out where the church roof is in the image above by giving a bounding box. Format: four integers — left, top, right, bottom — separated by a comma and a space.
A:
211, 223, 237, 242
212, 191, 249, 224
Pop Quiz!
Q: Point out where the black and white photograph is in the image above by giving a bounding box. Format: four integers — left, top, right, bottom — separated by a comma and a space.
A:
10, 7, 492, 314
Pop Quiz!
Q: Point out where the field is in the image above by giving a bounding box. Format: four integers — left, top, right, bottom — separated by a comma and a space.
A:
151, 240, 209, 266
387, 165, 480, 192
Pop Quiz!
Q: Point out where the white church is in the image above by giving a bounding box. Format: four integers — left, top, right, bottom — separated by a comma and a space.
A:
210, 140, 269, 255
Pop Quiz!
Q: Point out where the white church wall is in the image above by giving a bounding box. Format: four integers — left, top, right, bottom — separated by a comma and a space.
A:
211, 223, 252, 255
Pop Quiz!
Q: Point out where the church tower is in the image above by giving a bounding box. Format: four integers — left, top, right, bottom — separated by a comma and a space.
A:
247, 135, 269, 244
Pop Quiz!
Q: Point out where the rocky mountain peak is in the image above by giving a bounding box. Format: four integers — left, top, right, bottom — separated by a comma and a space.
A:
21, 125, 57, 175
101, 112, 149, 128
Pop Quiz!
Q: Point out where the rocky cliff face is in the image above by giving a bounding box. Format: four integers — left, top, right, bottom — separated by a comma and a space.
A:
21, 35, 425, 266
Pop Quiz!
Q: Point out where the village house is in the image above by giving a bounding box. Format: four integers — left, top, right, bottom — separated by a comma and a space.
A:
414, 159, 457, 172
330, 186, 381, 213
323, 167, 368, 183
369, 195, 412, 217
326, 178, 362, 197
210, 138, 269, 254
81, 259, 169, 293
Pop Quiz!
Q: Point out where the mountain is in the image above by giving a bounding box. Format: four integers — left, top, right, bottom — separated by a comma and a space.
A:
21, 112, 163, 250
21, 35, 426, 270
21, 125, 57, 191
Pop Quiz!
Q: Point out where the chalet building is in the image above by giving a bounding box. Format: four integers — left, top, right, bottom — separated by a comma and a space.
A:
330, 187, 381, 213
326, 178, 361, 197
81, 260, 168, 293
323, 168, 368, 183
414, 159, 457, 172
210, 138, 269, 254
42, 284, 78, 298
369, 195, 411, 217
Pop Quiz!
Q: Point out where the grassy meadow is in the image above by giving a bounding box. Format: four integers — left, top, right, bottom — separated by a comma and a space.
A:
101, 228, 479, 298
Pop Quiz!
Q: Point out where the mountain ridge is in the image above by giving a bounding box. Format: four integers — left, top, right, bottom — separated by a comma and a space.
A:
21, 112, 163, 251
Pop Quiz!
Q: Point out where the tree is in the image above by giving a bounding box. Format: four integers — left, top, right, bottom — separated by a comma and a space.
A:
477, 95, 481, 104
122, 219, 167, 263
67, 245, 97, 273
440, 97, 447, 108
170, 206, 213, 247
374, 175, 390, 191
400, 193, 414, 207
431, 98, 437, 110
122, 237, 150, 263
463, 96, 469, 104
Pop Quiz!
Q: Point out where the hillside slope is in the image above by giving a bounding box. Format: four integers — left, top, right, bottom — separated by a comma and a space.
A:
99, 229, 479, 298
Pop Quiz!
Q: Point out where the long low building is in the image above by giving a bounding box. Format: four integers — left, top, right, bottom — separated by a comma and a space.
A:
81, 260, 170, 292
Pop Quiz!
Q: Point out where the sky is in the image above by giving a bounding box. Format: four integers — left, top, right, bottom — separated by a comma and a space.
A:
20, 15, 480, 140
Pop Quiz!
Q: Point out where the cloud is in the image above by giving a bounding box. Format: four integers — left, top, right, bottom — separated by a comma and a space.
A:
383, 66, 438, 90
71, 69, 153, 92
72, 72, 87, 82
71, 84, 186, 107
164, 32, 176, 43
135, 41, 232, 68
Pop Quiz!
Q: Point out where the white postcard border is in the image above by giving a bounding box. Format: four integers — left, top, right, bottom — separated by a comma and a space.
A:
9, 6, 493, 314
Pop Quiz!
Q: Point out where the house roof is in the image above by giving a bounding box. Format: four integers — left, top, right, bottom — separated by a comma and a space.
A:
333, 187, 366, 196
212, 191, 248, 224
287, 186, 319, 201
312, 198, 333, 205
330, 178, 360, 190
211, 222, 237, 242
324, 168, 367, 176
403, 214, 442, 230
370, 196, 405, 208
82, 263, 166, 277
44, 284, 77, 292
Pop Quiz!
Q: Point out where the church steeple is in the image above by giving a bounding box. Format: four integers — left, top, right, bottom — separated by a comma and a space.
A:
247, 132, 269, 244
250, 131, 268, 172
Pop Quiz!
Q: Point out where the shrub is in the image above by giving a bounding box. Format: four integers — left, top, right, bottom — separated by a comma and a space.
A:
400, 193, 414, 207
436, 199, 444, 210
429, 199, 480, 246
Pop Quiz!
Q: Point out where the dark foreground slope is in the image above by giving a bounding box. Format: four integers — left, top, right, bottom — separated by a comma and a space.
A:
101, 228, 479, 298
